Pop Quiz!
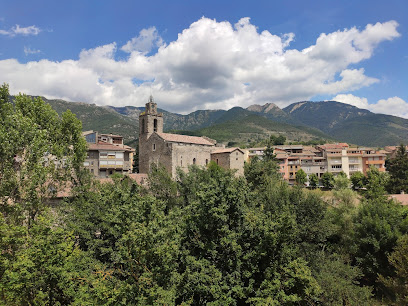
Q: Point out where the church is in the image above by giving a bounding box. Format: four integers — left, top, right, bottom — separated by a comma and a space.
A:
138, 96, 244, 177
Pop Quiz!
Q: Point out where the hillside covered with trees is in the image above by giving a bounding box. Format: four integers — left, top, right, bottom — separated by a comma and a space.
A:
1, 86, 407, 305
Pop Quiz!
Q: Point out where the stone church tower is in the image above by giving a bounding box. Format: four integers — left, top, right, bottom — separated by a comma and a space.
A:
138, 95, 163, 173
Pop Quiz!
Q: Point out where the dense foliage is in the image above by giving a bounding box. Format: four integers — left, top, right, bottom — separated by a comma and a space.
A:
386, 144, 408, 194
1, 85, 407, 305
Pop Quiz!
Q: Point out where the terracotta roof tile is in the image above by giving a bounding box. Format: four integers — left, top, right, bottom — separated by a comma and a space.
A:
211, 147, 244, 154
389, 194, 408, 205
157, 133, 215, 146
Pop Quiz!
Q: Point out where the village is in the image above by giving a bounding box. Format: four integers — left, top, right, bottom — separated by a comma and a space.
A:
82, 96, 405, 189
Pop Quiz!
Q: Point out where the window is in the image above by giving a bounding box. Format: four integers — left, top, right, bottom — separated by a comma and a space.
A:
206, 159, 208, 165
83, 161, 90, 166
154, 119, 158, 132
193, 158, 196, 165
216, 159, 219, 165
141, 119, 145, 133
153, 144, 156, 151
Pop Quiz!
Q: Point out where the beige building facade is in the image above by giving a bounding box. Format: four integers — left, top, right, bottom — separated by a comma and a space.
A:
83, 131, 135, 177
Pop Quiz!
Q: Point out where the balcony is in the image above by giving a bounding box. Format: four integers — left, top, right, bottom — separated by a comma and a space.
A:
366, 160, 384, 165
330, 160, 342, 164
288, 161, 300, 165
99, 160, 124, 169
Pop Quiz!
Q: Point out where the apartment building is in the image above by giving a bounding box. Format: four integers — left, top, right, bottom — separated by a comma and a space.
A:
246, 142, 387, 184
83, 131, 135, 177
246, 145, 327, 184
361, 148, 387, 173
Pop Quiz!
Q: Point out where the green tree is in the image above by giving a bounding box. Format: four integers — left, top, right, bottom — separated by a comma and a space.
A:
379, 234, 408, 304
295, 169, 307, 186
0, 213, 99, 305
244, 156, 280, 188
177, 163, 322, 304
351, 197, 407, 296
386, 144, 408, 194
309, 173, 319, 189
321, 172, 335, 189
65, 176, 181, 304
148, 163, 179, 213
364, 166, 388, 200
0, 84, 87, 227
350, 171, 365, 190
263, 138, 277, 162
334, 173, 350, 190
268, 134, 286, 145
314, 254, 372, 304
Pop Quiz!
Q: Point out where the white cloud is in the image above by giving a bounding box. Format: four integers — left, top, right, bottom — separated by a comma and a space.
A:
24, 46, 41, 56
0, 18, 401, 113
332, 94, 408, 118
331, 94, 369, 109
121, 27, 164, 53
0, 24, 41, 37
370, 97, 408, 118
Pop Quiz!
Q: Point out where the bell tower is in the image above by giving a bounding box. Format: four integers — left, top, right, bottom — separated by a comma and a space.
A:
138, 95, 164, 173
139, 95, 163, 139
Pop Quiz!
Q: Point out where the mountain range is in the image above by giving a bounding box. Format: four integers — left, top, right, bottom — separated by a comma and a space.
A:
33, 96, 408, 147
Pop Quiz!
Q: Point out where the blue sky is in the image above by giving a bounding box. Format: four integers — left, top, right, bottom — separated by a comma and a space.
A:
1, 0, 407, 117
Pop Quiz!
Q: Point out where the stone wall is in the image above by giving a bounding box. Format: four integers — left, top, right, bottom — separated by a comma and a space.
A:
140, 133, 173, 174
172, 143, 213, 177
229, 151, 245, 176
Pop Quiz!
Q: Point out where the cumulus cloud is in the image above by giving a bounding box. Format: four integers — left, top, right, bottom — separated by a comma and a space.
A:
371, 97, 408, 118
332, 94, 408, 118
0, 24, 41, 36
0, 18, 401, 113
331, 94, 369, 109
121, 27, 164, 53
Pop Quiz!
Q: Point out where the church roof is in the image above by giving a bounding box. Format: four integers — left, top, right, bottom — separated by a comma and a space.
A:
156, 133, 215, 146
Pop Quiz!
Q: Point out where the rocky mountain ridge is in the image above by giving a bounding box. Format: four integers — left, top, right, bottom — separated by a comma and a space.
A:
19, 95, 408, 147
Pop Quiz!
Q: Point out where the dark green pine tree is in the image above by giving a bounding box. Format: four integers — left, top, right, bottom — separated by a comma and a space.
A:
386, 144, 408, 194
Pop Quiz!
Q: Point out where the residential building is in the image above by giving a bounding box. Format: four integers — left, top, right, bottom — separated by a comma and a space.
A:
211, 147, 245, 176
361, 148, 386, 173
83, 131, 135, 177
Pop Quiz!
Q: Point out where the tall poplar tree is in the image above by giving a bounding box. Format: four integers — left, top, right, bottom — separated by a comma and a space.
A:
386, 144, 408, 194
